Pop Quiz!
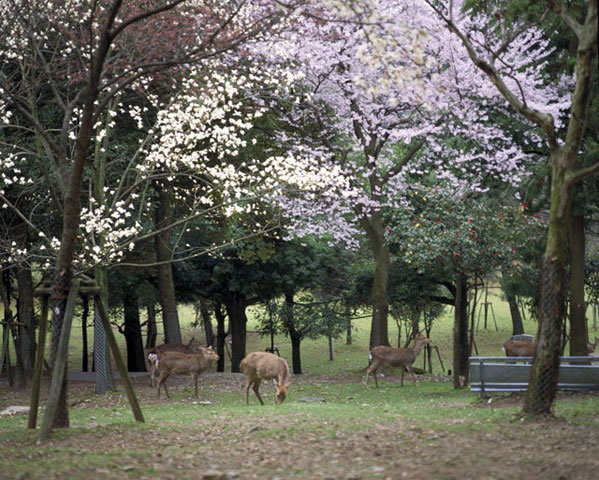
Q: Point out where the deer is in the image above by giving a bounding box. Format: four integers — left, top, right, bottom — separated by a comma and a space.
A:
146, 337, 201, 387
587, 337, 599, 354
153, 346, 219, 399
365, 333, 431, 388
240, 351, 290, 405
502, 339, 536, 357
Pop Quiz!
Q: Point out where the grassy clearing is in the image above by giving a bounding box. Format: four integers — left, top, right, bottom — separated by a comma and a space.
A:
1, 290, 599, 479
2, 376, 599, 479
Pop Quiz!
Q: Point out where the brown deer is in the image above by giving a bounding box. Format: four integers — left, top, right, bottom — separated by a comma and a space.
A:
146, 337, 201, 387
154, 347, 219, 398
587, 337, 599, 354
365, 333, 431, 388
502, 340, 536, 357
240, 351, 290, 405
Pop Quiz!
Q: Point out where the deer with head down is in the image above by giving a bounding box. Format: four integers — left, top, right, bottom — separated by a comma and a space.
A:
240, 351, 290, 405
146, 337, 201, 387
152, 346, 219, 398
365, 333, 431, 388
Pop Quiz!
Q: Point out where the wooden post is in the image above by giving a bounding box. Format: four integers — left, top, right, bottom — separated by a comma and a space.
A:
94, 295, 144, 423
28, 296, 49, 429
38, 280, 80, 442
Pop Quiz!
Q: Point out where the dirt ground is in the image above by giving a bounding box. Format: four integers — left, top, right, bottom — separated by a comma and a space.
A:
1, 373, 599, 480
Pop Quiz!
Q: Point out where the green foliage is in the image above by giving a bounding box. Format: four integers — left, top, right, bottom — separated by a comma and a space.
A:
386, 185, 544, 280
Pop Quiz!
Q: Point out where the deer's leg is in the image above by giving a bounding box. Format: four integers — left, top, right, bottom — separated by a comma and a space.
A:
150, 363, 156, 387
193, 373, 199, 397
245, 379, 252, 405
162, 373, 171, 398
400, 367, 405, 387
157, 372, 170, 398
253, 379, 265, 405
366, 360, 380, 388
408, 365, 417, 386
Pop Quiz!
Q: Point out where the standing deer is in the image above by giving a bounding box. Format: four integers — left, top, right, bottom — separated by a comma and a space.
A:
146, 337, 201, 387
502, 340, 536, 357
365, 333, 431, 388
153, 346, 219, 398
240, 351, 290, 405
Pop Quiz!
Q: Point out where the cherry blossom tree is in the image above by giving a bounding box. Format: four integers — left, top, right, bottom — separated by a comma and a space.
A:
247, 0, 569, 349
425, 0, 598, 415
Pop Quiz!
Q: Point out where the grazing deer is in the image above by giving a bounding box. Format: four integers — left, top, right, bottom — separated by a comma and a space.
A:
240, 351, 290, 405
587, 337, 599, 354
502, 340, 536, 357
153, 347, 219, 399
365, 333, 431, 388
146, 337, 201, 387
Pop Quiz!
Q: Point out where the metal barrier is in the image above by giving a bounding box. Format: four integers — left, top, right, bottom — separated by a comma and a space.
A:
470, 356, 599, 398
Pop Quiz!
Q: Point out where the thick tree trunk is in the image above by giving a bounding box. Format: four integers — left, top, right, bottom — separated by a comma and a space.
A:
16, 265, 36, 373
361, 213, 391, 348
524, 157, 570, 415
226, 294, 247, 373
453, 274, 469, 388
123, 291, 146, 371
569, 213, 587, 355
154, 186, 181, 344
522, 3, 597, 416
215, 303, 227, 372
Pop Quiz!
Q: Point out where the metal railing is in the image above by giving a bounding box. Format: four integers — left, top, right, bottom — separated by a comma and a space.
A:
469, 356, 599, 398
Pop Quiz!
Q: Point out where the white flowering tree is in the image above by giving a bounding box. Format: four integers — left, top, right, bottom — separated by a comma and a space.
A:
0, 0, 297, 432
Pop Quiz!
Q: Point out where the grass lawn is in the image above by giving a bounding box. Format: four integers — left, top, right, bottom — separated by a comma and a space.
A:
1, 290, 598, 479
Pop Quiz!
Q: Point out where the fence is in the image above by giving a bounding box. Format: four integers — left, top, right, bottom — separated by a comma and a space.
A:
470, 356, 599, 398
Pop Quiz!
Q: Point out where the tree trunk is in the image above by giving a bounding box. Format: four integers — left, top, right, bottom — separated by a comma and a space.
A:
226, 294, 247, 373
16, 265, 36, 373
145, 302, 157, 349
94, 268, 114, 394
290, 333, 302, 375
199, 297, 215, 347
215, 303, 227, 372
345, 302, 352, 345
568, 213, 587, 355
501, 271, 525, 335
328, 334, 334, 361
524, 156, 570, 415
361, 213, 391, 348
453, 273, 469, 388
154, 185, 181, 344
282, 293, 303, 374
81, 295, 89, 372
123, 291, 146, 371
507, 294, 525, 336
